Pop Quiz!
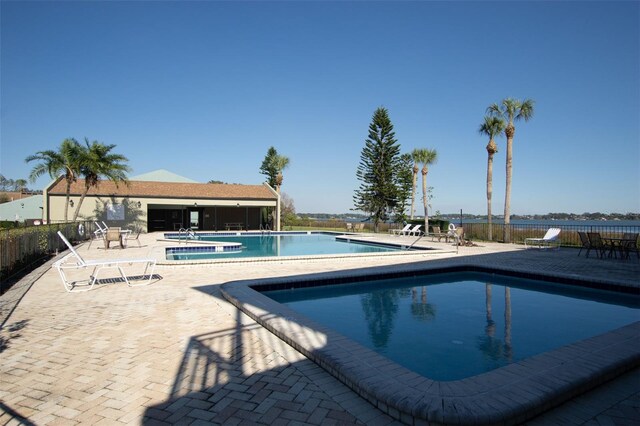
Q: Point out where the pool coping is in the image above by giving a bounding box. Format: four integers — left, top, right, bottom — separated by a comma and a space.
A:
220, 263, 640, 425
153, 232, 454, 266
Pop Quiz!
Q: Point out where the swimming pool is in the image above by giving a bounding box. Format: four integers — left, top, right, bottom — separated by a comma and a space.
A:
263, 271, 639, 381
221, 265, 640, 425
165, 232, 416, 260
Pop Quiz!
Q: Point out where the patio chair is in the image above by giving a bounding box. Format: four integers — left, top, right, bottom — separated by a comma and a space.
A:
87, 221, 107, 249
622, 233, 639, 260
429, 226, 448, 242
54, 231, 156, 292
446, 223, 457, 241
123, 229, 142, 248
390, 223, 412, 236
452, 227, 470, 246
524, 228, 561, 249
586, 232, 606, 258
577, 232, 593, 257
104, 227, 123, 249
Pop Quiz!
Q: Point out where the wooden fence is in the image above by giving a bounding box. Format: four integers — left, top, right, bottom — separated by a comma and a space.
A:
0, 221, 93, 294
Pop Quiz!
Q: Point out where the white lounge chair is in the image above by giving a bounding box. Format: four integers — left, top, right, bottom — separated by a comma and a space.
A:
407, 224, 422, 236
54, 231, 156, 292
524, 228, 561, 249
390, 224, 412, 236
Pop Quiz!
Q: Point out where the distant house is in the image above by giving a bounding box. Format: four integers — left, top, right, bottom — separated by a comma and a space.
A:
0, 195, 44, 224
43, 170, 280, 232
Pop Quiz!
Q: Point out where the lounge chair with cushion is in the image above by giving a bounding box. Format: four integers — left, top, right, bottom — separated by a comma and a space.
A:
390, 224, 412, 236
54, 231, 156, 292
524, 228, 561, 249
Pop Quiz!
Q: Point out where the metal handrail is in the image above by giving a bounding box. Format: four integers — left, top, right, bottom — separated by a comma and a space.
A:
177, 227, 197, 243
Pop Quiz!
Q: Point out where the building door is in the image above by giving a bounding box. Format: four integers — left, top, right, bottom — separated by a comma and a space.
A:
188, 208, 202, 230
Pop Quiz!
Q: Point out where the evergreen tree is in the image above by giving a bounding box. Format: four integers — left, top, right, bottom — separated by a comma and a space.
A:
393, 153, 414, 224
259, 146, 279, 189
260, 146, 290, 193
353, 107, 402, 232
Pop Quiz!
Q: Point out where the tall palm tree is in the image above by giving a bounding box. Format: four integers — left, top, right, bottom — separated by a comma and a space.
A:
412, 148, 438, 233
487, 98, 534, 243
72, 139, 131, 221
409, 150, 421, 220
26, 138, 82, 222
274, 155, 290, 194
478, 116, 506, 241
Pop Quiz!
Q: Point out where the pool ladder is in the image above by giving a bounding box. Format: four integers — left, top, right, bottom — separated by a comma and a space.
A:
259, 223, 271, 234
178, 227, 197, 243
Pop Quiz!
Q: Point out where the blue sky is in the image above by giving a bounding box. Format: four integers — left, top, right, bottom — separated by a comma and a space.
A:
1, 1, 638, 215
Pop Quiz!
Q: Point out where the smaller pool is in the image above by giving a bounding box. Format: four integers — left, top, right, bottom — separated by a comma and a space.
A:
165, 232, 416, 260
263, 271, 639, 381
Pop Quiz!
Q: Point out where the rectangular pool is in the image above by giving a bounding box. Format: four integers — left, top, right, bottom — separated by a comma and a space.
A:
165, 232, 413, 260
263, 271, 639, 381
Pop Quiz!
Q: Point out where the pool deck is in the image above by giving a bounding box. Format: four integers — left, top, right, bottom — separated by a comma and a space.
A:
1, 231, 638, 425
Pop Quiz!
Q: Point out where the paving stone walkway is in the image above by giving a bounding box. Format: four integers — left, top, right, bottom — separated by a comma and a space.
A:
1, 232, 638, 425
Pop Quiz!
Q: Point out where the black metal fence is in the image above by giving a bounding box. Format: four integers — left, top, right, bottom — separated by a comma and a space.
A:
0, 221, 93, 294
461, 222, 640, 247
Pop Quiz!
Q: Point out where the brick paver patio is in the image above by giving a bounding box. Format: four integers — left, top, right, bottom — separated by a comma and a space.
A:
1, 232, 638, 425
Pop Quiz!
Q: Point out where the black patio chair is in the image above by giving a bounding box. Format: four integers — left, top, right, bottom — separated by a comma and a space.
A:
622, 233, 639, 260
586, 232, 607, 259
577, 231, 592, 257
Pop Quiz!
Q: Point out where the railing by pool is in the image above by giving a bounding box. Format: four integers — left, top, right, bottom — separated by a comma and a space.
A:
461, 222, 640, 247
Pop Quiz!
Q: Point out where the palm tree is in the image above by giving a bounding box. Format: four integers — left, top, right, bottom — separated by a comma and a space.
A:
72, 139, 131, 222
409, 150, 421, 220
487, 98, 534, 243
478, 116, 506, 241
26, 138, 82, 222
273, 155, 290, 194
412, 148, 438, 233
13, 179, 28, 192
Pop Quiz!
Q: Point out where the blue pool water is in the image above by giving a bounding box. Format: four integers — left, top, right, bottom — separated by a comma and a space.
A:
166, 233, 404, 260
264, 272, 640, 381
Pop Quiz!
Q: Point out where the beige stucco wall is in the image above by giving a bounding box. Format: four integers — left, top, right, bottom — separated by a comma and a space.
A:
47, 194, 277, 231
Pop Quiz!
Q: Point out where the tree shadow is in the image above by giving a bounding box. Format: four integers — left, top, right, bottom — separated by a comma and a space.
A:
0, 319, 29, 354
142, 301, 365, 424
143, 248, 639, 424
81, 196, 146, 231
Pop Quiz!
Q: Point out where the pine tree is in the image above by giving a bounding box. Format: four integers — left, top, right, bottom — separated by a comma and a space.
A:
393, 153, 414, 224
353, 107, 402, 232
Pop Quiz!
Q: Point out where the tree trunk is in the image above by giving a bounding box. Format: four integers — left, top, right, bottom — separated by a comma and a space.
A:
64, 180, 71, 222
422, 166, 428, 234
503, 126, 515, 243
72, 187, 90, 222
410, 166, 418, 220
487, 150, 494, 241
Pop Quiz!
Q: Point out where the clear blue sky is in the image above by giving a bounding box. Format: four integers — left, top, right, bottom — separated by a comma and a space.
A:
1, 1, 638, 215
